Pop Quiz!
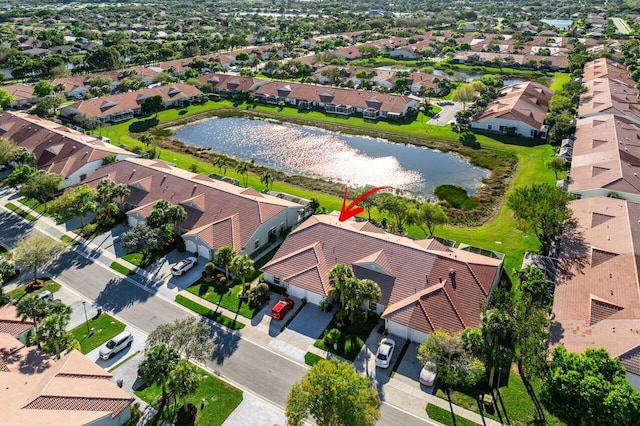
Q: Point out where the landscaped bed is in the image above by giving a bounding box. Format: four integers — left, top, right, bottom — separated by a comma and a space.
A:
134, 364, 243, 426
175, 294, 245, 330
314, 314, 379, 361
426, 403, 479, 426
8, 279, 61, 301
68, 313, 126, 354
187, 281, 260, 319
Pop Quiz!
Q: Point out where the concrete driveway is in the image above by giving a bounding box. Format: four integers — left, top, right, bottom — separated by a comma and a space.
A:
284, 302, 335, 342
429, 100, 464, 125
87, 325, 147, 368
394, 342, 435, 394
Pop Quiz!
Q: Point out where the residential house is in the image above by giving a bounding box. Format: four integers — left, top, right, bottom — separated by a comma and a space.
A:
583, 58, 636, 87
471, 81, 553, 138
0, 112, 135, 188
59, 84, 203, 123
0, 304, 33, 343
0, 333, 133, 426
196, 74, 268, 98
84, 158, 306, 259
262, 215, 503, 342
52, 67, 159, 99
577, 78, 640, 124
568, 114, 640, 202
552, 197, 640, 388
0, 83, 36, 107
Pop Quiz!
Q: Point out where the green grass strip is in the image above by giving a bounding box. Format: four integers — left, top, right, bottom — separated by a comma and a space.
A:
426, 404, 480, 426
60, 234, 80, 246
108, 350, 141, 372
110, 261, 135, 276
5, 202, 36, 221
175, 294, 245, 330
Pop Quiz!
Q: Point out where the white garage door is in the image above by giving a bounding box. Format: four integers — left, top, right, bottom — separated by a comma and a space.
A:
185, 240, 197, 254
288, 285, 306, 300
387, 321, 409, 340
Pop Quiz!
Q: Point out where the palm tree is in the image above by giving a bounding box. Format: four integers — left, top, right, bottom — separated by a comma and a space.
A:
260, 171, 273, 190
212, 156, 229, 175
16, 296, 50, 349
113, 183, 131, 211
139, 344, 179, 404
235, 161, 250, 187
38, 312, 70, 359
230, 254, 255, 293
170, 360, 201, 410
214, 246, 236, 280
328, 264, 354, 310
360, 279, 381, 320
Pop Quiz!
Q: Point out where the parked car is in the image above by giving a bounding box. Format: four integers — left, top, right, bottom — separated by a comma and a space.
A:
171, 256, 197, 276
99, 330, 133, 360
375, 337, 396, 368
37, 290, 53, 301
419, 361, 437, 386
270, 297, 295, 320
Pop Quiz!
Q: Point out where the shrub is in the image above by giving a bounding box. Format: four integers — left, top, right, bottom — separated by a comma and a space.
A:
81, 223, 98, 238
126, 403, 142, 426
319, 298, 332, 312
248, 282, 270, 307
324, 328, 341, 346
205, 262, 216, 278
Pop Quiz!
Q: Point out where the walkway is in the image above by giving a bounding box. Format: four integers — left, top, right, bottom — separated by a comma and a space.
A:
0, 189, 499, 426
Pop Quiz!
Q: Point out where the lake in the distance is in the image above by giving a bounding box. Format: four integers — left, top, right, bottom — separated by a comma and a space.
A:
173, 117, 489, 196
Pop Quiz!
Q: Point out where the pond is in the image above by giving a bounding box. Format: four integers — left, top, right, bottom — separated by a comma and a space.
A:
173, 117, 489, 197
541, 19, 573, 30
375, 66, 524, 86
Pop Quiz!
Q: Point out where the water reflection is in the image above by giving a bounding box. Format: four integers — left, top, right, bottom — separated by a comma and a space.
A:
174, 117, 488, 196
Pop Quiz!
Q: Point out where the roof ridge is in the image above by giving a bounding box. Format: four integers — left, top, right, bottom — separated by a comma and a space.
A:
442, 283, 467, 327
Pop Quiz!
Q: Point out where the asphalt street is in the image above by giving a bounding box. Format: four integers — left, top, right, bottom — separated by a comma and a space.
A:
0, 209, 432, 425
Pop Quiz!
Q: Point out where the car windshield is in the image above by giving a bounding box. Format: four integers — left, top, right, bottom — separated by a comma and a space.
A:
106, 340, 116, 349
378, 353, 387, 360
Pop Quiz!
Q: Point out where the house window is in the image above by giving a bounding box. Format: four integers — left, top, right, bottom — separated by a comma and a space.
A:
369, 301, 378, 312
499, 125, 506, 132
487, 125, 492, 130
274, 277, 281, 285
254, 240, 260, 249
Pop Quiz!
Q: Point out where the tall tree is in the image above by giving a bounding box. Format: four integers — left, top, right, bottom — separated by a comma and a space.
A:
139, 343, 179, 404
328, 264, 354, 310
213, 246, 235, 280
13, 234, 65, 283
230, 254, 254, 291
33, 94, 64, 118
141, 95, 165, 117
545, 155, 566, 181
286, 358, 381, 426
542, 346, 640, 426
235, 161, 250, 187
6, 164, 38, 189
0, 138, 17, 165
408, 202, 449, 238
451, 84, 477, 109
86, 46, 121, 71
16, 295, 50, 349
146, 317, 214, 363
49, 184, 98, 227
121, 223, 160, 256
377, 194, 411, 231
260, 171, 273, 190
33, 80, 55, 98
170, 360, 201, 410
354, 185, 378, 221
359, 279, 381, 321
147, 199, 187, 233
506, 183, 576, 253
0, 88, 15, 109
212, 156, 228, 175
19, 171, 62, 212
417, 330, 484, 424
38, 311, 70, 359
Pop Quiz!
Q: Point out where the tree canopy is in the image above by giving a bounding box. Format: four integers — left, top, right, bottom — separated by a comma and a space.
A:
286, 358, 380, 426
13, 234, 65, 283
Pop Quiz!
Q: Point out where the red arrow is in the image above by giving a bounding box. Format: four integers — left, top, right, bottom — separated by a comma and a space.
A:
339, 185, 392, 222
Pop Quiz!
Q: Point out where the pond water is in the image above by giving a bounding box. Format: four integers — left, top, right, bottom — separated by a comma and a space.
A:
173, 117, 489, 196
375, 66, 524, 86
541, 19, 573, 30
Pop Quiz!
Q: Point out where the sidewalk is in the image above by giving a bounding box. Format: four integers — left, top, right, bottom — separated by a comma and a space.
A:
0, 191, 497, 426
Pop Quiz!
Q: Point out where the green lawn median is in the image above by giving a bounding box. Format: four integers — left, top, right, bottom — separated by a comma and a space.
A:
69, 313, 126, 354
175, 294, 245, 330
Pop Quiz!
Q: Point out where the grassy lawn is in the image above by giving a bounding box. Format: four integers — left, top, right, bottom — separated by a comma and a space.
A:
110, 261, 135, 276
8, 279, 61, 301
187, 282, 258, 319
134, 364, 243, 426
5, 202, 37, 222
122, 250, 167, 268
433, 369, 564, 426
60, 234, 80, 246
175, 294, 245, 330
314, 314, 379, 361
304, 351, 324, 366
426, 404, 479, 426
95, 81, 563, 284
17, 197, 46, 215
68, 313, 126, 354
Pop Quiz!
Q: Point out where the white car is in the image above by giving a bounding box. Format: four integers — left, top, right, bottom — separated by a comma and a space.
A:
419, 361, 437, 386
99, 330, 133, 360
375, 338, 396, 368
171, 256, 197, 276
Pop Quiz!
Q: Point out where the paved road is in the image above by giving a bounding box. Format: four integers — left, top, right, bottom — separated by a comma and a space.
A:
610, 17, 630, 35
0, 209, 433, 425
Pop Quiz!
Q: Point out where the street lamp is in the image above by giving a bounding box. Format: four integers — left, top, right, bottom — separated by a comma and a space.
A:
82, 301, 90, 336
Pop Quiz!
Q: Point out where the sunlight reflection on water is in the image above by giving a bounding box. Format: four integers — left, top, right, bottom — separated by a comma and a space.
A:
173, 117, 488, 195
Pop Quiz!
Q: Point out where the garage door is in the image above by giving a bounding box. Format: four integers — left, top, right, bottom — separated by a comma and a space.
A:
185, 240, 197, 254
197, 244, 211, 259
387, 321, 409, 340
288, 285, 306, 300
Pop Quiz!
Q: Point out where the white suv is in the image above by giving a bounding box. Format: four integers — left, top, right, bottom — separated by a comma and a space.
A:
171, 257, 197, 276
99, 330, 133, 360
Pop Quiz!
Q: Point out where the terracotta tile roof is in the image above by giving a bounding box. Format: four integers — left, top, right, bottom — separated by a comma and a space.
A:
471, 81, 553, 131
583, 58, 636, 86
552, 198, 640, 368
51, 66, 159, 93
85, 158, 302, 253
0, 83, 35, 102
197, 73, 267, 92
61, 83, 203, 119
0, 333, 133, 425
262, 215, 501, 335
0, 305, 34, 338
0, 112, 133, 179
578, 78, 640, 120
568, 115, 640, 195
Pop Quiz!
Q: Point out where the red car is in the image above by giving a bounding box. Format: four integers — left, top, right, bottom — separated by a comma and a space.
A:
271, 297, 295, 320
